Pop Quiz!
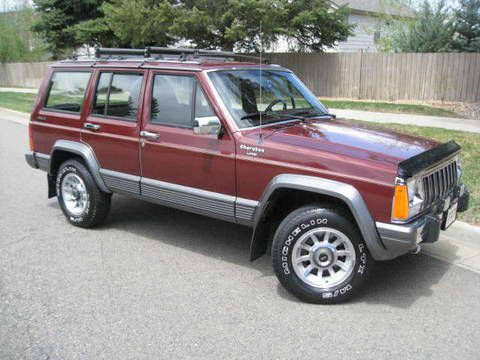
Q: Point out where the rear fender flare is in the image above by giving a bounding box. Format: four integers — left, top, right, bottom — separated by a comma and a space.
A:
50, 140, 110, 193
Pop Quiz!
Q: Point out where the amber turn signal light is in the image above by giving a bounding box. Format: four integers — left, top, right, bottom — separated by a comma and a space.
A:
392, 184, 409, 220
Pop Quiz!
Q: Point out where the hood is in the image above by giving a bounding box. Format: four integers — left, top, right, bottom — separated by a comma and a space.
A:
255, 118, 439, 166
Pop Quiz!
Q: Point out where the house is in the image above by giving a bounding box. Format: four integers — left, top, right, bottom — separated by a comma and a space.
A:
333, 0, 415, 52
268, 0, 414, 53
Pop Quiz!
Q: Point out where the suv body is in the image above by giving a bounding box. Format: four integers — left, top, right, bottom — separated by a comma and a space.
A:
26, 48, 469, 303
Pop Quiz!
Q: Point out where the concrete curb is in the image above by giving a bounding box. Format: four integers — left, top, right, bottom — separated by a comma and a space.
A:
1, 106, 478, 273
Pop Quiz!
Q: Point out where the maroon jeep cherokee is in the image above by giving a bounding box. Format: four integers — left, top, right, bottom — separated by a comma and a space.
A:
25, 47, 469, 303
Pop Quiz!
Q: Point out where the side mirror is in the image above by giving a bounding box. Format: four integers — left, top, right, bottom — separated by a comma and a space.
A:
193, 116, 222, 136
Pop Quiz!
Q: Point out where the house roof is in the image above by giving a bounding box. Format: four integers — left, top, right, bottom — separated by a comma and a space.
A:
333, 0, 415, 18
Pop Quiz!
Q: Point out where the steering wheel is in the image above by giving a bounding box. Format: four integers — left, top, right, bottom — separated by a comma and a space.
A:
265, 99, 287, 112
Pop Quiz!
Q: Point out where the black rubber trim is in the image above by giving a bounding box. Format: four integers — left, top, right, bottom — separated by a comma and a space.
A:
398, 141, 461, 178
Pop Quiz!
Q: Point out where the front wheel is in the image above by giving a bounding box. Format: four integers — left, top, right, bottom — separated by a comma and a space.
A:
272, 205, 373, 304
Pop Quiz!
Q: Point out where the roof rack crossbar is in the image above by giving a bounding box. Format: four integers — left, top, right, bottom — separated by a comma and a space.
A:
92, 47, 269, 64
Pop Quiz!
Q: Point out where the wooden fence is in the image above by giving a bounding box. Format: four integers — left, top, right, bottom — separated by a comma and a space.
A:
1, 53, 479, 102
267, 53, 480, 102
0, 62, 53, 89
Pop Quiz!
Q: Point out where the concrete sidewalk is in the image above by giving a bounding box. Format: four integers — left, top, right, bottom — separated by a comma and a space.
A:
425, 221, 480, 274
1, 106, 479, 274
0, 87, 37, 93
331, 108, 480, 133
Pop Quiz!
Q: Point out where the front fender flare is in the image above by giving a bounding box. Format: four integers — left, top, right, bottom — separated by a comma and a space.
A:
250, 174, 389, 261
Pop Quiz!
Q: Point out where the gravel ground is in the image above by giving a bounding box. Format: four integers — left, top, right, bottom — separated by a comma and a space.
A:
1, 119, 480, 360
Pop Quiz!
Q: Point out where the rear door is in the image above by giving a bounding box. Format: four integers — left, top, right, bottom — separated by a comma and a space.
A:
81, 68, 146, 195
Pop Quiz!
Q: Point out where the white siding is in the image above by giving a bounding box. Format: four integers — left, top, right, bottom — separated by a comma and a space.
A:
336, 14, 380, 52
268, 13, 382, 53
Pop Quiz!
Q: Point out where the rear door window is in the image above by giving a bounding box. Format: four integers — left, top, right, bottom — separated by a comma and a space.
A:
44, 71, 91, 113
92, 72, 144, 120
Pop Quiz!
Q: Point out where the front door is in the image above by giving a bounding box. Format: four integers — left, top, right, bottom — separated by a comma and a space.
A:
81, 69, 146, 195
139, 71, 236, 221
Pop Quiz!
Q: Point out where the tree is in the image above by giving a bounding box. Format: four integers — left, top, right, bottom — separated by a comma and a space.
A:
282, 0, 353, 52
452, 0, 480, 52
0, 6, 47, 63
102, 0, 177, 48
170, 0, 352, 52
31, 0, 116, 59
31, 0, 352, 55
102, 0, 352, 52
379, 0, 455, 53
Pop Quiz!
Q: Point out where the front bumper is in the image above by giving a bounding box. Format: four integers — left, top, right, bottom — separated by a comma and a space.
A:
376, 184, 469, 259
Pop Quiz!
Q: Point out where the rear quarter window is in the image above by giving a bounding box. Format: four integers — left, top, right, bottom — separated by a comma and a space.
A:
44, 71, 91, 113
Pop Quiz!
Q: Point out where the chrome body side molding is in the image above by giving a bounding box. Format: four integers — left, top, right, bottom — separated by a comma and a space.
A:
99, 169, 140, 195
235, 198, 258, 226
250, 174, 389, 261
141, 177, 236, 223
98, 171, 259, 224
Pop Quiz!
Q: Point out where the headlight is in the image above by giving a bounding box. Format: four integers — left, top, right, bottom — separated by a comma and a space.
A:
392, 176, 424, 222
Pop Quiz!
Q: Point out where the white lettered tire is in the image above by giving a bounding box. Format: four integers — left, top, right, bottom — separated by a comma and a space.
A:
272, 205, 373, 304
56, 159, 111, 228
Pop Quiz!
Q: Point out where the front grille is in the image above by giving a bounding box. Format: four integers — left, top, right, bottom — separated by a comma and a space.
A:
421, 160, 458, 209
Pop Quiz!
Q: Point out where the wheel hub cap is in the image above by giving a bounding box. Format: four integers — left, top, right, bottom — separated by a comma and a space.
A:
291, 227, 356, 289
61, 173, 89, 216
312, 246, 335, 268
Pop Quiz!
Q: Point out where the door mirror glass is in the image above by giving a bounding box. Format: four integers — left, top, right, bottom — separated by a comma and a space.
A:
193, 116, 222, 136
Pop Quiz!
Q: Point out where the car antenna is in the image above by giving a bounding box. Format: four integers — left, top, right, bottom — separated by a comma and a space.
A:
258, 21, 264, 145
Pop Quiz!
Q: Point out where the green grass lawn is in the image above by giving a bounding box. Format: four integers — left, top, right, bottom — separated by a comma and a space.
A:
320, 98, 462, 118
357, 121, 480, 225
0, 92, 37, 113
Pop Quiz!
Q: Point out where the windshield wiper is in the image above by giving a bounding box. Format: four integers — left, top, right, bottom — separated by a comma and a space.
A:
291, 109, 336, 118
240, 111, 308, 121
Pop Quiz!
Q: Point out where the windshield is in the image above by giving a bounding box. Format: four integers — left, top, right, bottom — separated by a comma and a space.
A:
209, 69, 328, 128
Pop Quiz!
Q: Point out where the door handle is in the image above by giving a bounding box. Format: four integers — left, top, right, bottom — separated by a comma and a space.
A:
140, 130, 160, 141
37, 116, 47, 121
84, 123, 101, 131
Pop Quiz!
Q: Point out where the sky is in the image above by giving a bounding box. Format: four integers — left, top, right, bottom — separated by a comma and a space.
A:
0, 0, 31, 12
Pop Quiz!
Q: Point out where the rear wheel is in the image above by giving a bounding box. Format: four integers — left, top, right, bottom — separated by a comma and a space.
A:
56, 159, 111, 228
272, 205, 373, 304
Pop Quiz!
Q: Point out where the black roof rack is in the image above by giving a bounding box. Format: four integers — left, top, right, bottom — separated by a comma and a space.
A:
93, 47, 269, 64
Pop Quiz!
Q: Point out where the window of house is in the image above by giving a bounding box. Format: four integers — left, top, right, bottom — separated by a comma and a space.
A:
44, 71, 91, 113
92, 72, 144, 120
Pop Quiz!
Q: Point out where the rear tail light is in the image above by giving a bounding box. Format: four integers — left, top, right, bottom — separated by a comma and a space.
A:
28, 124, 34, 151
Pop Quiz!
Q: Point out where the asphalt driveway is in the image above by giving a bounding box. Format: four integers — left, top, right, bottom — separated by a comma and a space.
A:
1, 118, 480, 359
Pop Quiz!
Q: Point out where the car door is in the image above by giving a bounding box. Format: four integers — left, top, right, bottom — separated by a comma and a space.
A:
81, 68, 146, 195
139, 70, 236, 222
